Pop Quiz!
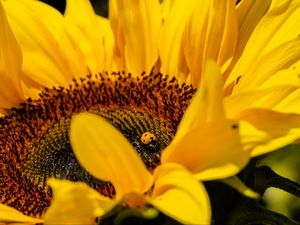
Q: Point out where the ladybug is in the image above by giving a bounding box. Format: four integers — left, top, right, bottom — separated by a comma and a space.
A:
141, 132, 157, 145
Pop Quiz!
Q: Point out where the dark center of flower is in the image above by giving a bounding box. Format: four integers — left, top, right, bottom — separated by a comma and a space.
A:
0, 72, 195, 216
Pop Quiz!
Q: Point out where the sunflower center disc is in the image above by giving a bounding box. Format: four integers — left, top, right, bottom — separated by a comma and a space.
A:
0, 72, 195, 216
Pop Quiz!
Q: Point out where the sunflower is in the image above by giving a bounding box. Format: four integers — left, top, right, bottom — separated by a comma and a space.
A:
1, 0, 300, 223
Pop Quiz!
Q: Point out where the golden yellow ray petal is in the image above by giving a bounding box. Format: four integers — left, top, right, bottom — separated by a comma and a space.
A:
238, 120, 270, 152
11, 0, 87, 82
182, 0, 238, 86
65, 0, 106, 74
44, 179, 116, 225
70, 113, 153, 199
274, 88, 300, 114
173, 60, 225, 142
234, 38, 300, 93
0, 204, 42, 224
164, 119, 249, 179
96, 16, 115, 72
159, 0, 196, 77
151, 163, 211, 225
110, 0, 161, 75
3, 0, 77, 87
0, 1, 24, 109
162, 61, 249, 178
228, 0, 300, 85
20, 73, 42, 99
220, 176, 259, 199
225, 85, 298, 118
236, 108, 300, 156
225, 0, 271, 81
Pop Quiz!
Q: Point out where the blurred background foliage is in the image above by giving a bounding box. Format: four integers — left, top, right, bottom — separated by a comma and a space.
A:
259, 145, 300, 222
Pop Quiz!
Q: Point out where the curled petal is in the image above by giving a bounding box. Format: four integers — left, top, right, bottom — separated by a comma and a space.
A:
151, 163, 211, 225
44, 179, 116, 225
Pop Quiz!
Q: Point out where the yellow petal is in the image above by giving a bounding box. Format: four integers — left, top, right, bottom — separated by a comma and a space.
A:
225, 85, 298, 118
274, 88, 300, 114
96, 16, 115, 72
159, 0, 196, 77
234, 38, 300, 93
174, 60, 225, 142
0, 1, 24, 108
162, 61, 249, 179
162, 119, 249, 179
44, 179, 115, 225
236, 108, 300, 156
220, 176, 259, 199
3, 0, 71, 87
70, 113, 153, 198
110, 0, 161, 75
227, 0, 300, 86
225, 0, 271, 80
151, 163, 211, 225
65, 0, 106, 74
13, 0, 88, 81
182, 0, 238, 86
238, 120, 269, 152
0, 204, 42, 223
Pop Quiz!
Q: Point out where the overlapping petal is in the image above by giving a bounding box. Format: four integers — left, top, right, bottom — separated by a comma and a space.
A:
2, 0, 80, 87
151, 163, 211, 224
233, 38, 300, 93
181, 0, 238, 86
227, 0, 300, 85
0, 0, 24, 109
236, 108, 300, 156
226, 0, 271, 76
65, 0, 110, 74
162, 61, 249, 179
159, 0, 196, 77
70, 112, 153, 198
44, 179, 116, 225
110, 0, 161, 75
